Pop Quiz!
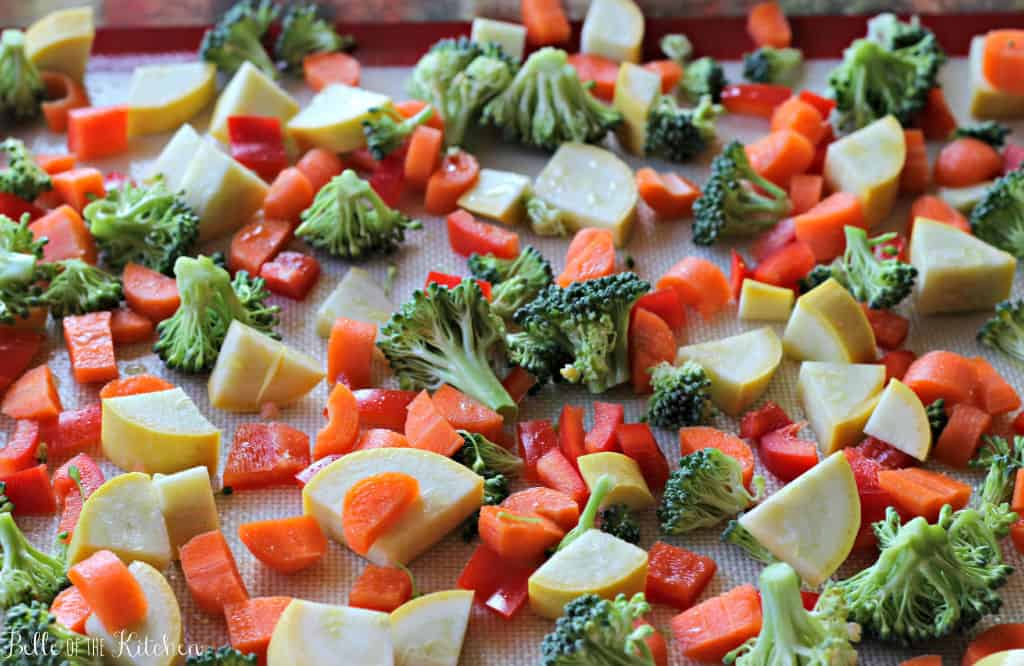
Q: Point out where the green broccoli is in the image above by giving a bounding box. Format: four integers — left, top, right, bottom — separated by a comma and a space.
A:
40, 260, 122, 318
978, 300, 1024, 365
509, 272, 650, 393
598, 504, 640, 545
525, 195, 569, 237
407, 37, 482, 115
660, 33, 694, 64
186, 646, 257, 665
442, 44, 517, 147
0, 602, 100, 666
541, 592, 656, 665
679, 56, 727, 104
0, 513, 68, 609
827, 34, 945, 133
969, 435, 1024, 536
866, 13, 933, 51
378, 279, 518, 418
274, 2, 354, 74
725, 563, 859, 666
467, 246, 553, 320
0, 30, 44, 123
295, 169, 421, 259
0, 138, 51, 201
953, 121, 1011, 149
692, 141, 791, 245
969, 169, 1024, 259
0, 213, 47, 325
482, 47, 622, 151
742, 47, 804, 86
927, 399, 948, 440
644, 94, 723, 163
558, 475, 615, 552
658, 448, 765, 535
361, 104, 434, 160
644, 361, 712, 430
801, 227, 917, 309
722, 520, 777, 564
82, 177, 199, 274
199, 0, 279, 78
455, 430, 518, 540
0, 482, 12, 514
154, 255, 280, 374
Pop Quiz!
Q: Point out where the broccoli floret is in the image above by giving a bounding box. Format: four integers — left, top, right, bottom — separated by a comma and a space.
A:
40, 259, 122, 318
866, 13, 933, 51
798, 264, 834, 294
660, 33, 693, 64
726, 563, 859, 666
978, 300, 1024, 365
645, 361, 712, 430
407, 37, 482, 114
0, 513, 68, 610
541, 592, 656, 665
680, 56, 727, 104
969, 435, 1024, 536
455, 430, 524, 477
274, 2, 354, 74
199, 0, 279, 78
83, 177, 199, 274
598, 504, 640, 545
558, 475, 615, 551
0, 602, 100, 665
0, 213, 47, 325
482, 47, 622, 151
509, 272, 651, 393
0, 138, 51, 201
827, 35, 945, 133
379, 279, 518, 418
742, 47, 804, 86
644, 94, 723, 163
0, 30, 44, 123
362, 104, 434, 160
296, 169, 421, 259
970, 169, 1024, 258
154, 255, 279, 374
692, 141, 791, 245
525, 195, 569, 237
927, 399, 948, 440
443, 44, 517, 147
954, 121, 1011, 148
0, 482, 12, 514
468, 246, 553, 320
658, 448, 765, 535
805, 227, 917, 309
722, 519, 777, 564
186, 646, 257, 666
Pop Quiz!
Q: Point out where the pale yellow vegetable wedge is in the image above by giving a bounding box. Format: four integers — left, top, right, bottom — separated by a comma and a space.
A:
152, 466, 219, 558
127, 62, 216, 136
315, 267, 395, 338
391, 590, 473, 666
782, 278, 876, 363
798, 362, 886, 454
613, 63, 661, 155
470, 18, 526, 62
738, 279, 794, 321
457, 168, 531, 225
178, 137, 269, 241
577, 453, 654, 510
149, 123, 202, 191
268, 600, 393, 666
977, 650, 1024, 666
209, 61, 299, 142
863, 379, 932, 461
676, 327, 783, 416
24, 7, 94, 81
580, 0, 645, 63
824, 115, 905, 227
287, 84, 393, 153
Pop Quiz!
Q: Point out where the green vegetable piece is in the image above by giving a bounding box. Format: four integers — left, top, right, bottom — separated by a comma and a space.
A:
644, 361, 712, 430
0, 30, 44, 123
742, 47, 804, 86
40, 259, 122, 319
679, 56, 726, 104
274, 1, 354, 74
0, 513, 68, 610
0, 138, 51, 200
658, 448, 765, 535
540, 592, 656, 665
801, 227, 917, 309
644, 94, 723, 163
468, 246, 553, 321
0, 601, 100, 666
598, 503, 641, 545
199, 0, 279, 78
970, 169, 1024, 259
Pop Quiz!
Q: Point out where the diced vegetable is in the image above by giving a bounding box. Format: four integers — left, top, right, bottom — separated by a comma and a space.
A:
798, 361, 885, 454
580, 0, 644, 63
824, 115, 906, 228
239, 515, 327, 574
738, 278, 794, 321
287, 84, 392, 153
782, 278, 877, 363
456, 168, 531, 225
179, 529, 249, 615
24, 7, 94, 81
126, 62, 216, 135
470, 18, 527, 62
315, 267, 394, 337
390, 590, 473, 666
613, 63, 662, 155
676, 327, 783, 416
177, 136, 269, 241
208, 61, 299, 142
969, 34, 1024, 119
577, 452, 655, 509
267, 600, 392, 666
863, 379, 932, 461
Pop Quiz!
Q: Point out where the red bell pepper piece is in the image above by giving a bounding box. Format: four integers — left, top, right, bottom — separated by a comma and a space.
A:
843, 447, 895, 550
879, 349, 917, 383
751, 217, 797, 263
457, 544, 537, 620
645, 541, 717, 610
353, 388, 418, 431
368, 154, 406, 208
633, 289, 686, 332
808, 124, 835, 175
615, 423, 670, 492
0, 192, 45, 221
38, 404, 103, 457
536, 447, 588, 506
853, 436, 917, 470
424, 271, 492, 300
0, 420, 43, 475
721, 83, 792, 118
1005, 143, 1024, 174
0, 329, 43, 394
259, 251, 321, 301
517, 419, 558, 481
446, 209, 520, 259
752, 240, 815, 290
800, 591, 820, 611
502, 367, 537, 404
861, 305, 910, 350
1013, 410, 1024, 436
729, 249, 752, 301
0, 464, 57, 515
798, 90, 837, 118
227, 116, 289, 182
228, 216, 292, 276
759, 422, 819, 482
739, 401, 792, 443
223, 422, 312, 490
28, 204, 98, 264
52, 454, 104, 543
558, 404, 587, 468
585, 402, 623, 453
294, 454, 342, 487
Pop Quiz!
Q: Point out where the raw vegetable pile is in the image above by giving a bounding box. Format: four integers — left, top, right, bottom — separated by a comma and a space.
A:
0, 0, 1023, 664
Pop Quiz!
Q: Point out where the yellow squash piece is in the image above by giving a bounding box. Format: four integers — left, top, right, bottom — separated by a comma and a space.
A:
676, 327, 783, 416
739, 451, 860, 587
580, 0, 645, 63
208, 320, 324, 412
287, 84, 393, 153
576, 453, 655, 510
863, 379, 931, 461
798, 361, 886, 454
910, 217, 1017, 315
268, 600, 393, 666
149, 123, 202, 191
152, 466, 220, 557
782, 278, 876, 363
976, 651, 1024, 666
209, 61, 300, 142
470, 18, 526, 62
938, 181, 994, 214
738, 279, 794, 321
824, 115, 905, 227
532, 143, 638, 246
24, 7, 94, 81
127, 62, 216, 136
179, 137, 269, 241
302, 448, 483, 566
67, 473, 172, 570
315, 267, 395, 338
970, 34, 1024, 119
457, 168, 531, 225
529, 529, 648, 619
613, 63, 661, 155
85, 562, 183, 666
391, 590, 473, 666
101, 387, 221, 475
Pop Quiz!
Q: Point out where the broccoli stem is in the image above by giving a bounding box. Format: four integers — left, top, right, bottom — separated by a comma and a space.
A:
558, 475, 614, 551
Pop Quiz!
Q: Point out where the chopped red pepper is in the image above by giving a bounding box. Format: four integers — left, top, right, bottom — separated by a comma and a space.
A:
294, 454, 342, 487
759, 422, 819, 482
446, 209, 520, 259
797, 90, 837, 118
1013, 411, 1024, 436
633, 289, 686, 332
729, 250, 752, 301
517, 419, 558, 481
52, 454, 104, 542
457, 544, 536, 619
879, 349, 917, 383
0, 329, 43, 394
536, 447, 588, 506
368, 153, 406, 208
223, 422, 312, 490
38, 404, 102, 457
227, 116, 289, 182
751, 217, 797, 263
853, 436, 917, 470
0, 464, 57, 515
0, 192, 45, 221
502, 367, 537, 404
861, 305, 910, 350
585, 402, 624, 453
228, 216, 292, 276
721, 83, 792, 118
615, 422, 670, 492
259, 251, 321, 301
0, 420, 43, 475
739, 401, 793, 443
645, 541, 717, 610
353, 388, 418, 432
